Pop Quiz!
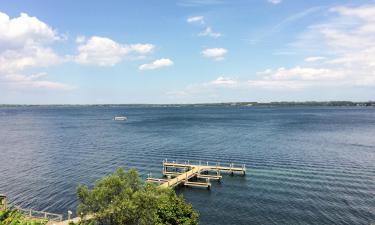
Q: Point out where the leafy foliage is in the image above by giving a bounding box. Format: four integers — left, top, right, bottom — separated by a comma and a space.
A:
0, 208, 48, 225
76, 168, 198, 225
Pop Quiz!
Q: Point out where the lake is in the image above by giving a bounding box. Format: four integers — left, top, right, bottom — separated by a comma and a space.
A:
0, 106, 374, 225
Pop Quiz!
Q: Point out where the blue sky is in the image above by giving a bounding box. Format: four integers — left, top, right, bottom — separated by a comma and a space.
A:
0, 0, 374, 104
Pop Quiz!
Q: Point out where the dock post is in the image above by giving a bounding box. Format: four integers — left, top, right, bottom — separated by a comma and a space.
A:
0, 195, 7, 210
68, 210, 72, 220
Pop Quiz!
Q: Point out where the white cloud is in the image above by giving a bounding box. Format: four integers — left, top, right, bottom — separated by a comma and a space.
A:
206, 66, 344, 90
139, 58, 174, 70
258, 66, 343, 81
0, 12, 71, 90
201, 48, 227, 60
173, 65, 347, 96
187, 16, 205, 24
0, 45, 62, 73
129, 43, 155, 54
178, 0, 224, 7
304, 56, 326, 62
221, 4, 375, 90
1, 73, 73, 90
75, 36, 127, 66
331, 5, 375, 22
169, 4, 375, 101
187, 16, 222, 38
268, 0, 282, 5
0, 11, 61, 71
295, 4, 375, 86
210, 76, 237, 85
75, 35, 86, 43
245, 66, 347, 89
198, 27, 222, 38
75, 36, 155, 66
0, 12, 59, 49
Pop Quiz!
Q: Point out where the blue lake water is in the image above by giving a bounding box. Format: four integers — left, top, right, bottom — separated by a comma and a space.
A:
0, 106, 374, 225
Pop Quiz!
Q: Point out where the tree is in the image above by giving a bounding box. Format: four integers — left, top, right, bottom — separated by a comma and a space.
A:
76, 168, 198, 225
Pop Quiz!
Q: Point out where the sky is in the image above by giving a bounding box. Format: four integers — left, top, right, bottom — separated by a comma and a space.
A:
1, 0, 375, 104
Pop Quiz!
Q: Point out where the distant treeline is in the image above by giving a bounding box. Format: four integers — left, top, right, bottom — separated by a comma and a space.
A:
225, 101, 375, 107
1, 101, 375, 107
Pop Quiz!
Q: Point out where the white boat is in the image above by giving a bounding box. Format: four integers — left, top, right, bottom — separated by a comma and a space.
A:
114, 116, 127, 121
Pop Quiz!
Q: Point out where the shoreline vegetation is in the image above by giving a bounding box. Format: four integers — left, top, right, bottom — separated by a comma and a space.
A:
0, 101, 375, 107
0, 168, 199, 225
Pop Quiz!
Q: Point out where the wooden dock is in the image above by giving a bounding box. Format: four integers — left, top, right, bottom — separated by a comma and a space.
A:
146, 160, 246, 190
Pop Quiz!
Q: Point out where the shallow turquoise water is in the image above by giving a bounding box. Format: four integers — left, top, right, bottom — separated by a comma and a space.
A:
0, 106, 374, 224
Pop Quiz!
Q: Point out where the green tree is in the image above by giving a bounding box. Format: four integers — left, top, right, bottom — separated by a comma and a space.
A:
76, 168, 198, 225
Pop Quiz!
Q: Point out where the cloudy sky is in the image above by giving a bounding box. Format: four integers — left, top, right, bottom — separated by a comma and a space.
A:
1, 0, 375, 104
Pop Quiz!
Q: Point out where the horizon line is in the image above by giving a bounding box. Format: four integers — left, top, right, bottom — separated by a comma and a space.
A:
1, 100, 375, 106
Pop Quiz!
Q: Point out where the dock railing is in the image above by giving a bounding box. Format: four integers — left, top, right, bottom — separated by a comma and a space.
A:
15, 207, 63, 222
1, 197, 63, 223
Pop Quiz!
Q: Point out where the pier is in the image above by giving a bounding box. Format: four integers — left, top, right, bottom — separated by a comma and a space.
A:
147, 160, 246, 190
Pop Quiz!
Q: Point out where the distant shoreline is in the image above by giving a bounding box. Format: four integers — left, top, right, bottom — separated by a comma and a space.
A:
0, 101, 375, 107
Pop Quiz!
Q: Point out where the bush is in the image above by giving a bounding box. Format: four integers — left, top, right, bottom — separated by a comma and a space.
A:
76, 168, 198, 225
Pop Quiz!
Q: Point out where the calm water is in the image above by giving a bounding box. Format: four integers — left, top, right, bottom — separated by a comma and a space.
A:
0, 106, 374, 225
